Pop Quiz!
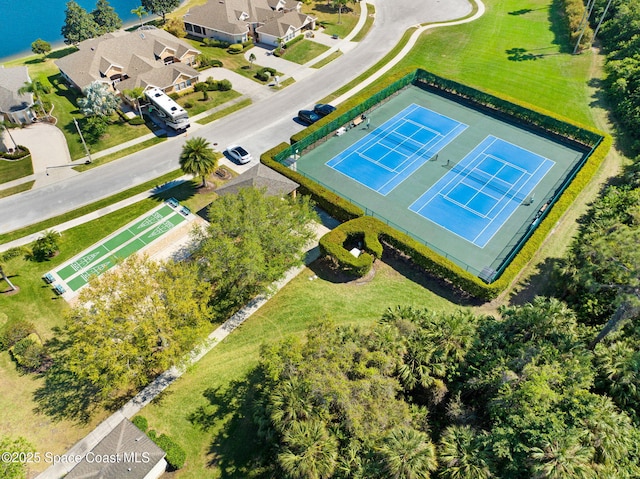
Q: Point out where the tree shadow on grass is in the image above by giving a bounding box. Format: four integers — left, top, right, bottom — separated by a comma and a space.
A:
188, 368, 275, 478
506, 47, 545, 61
507, 256, 562, 306
32, 331, 102, 424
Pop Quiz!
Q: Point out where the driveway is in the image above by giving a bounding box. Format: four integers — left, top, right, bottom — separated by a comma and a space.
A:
1, 122, 76, 188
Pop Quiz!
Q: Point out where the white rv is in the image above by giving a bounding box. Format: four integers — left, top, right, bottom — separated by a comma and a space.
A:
145, 87, 190, 131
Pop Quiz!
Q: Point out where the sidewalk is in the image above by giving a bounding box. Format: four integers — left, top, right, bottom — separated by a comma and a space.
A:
34, 215, 335, 479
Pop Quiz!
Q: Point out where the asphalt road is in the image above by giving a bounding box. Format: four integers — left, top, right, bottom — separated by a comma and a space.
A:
0, 0, 472, 234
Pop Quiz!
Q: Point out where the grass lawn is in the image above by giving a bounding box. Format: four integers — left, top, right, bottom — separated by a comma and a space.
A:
197, 98, 253, 125
142, 259, 460, 479
351, 3, 375, 42
396, 0, 595, 126
280, 40, 330, 65
0, 180, 34, 199
0, 156, 33, 184
303, 0, 361, 38
311, 49, 343, 69
178, 89, 242, 116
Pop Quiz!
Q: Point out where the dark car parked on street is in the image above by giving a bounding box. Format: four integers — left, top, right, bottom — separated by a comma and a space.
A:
314, 103, 336, 117
297, 109, 320, 125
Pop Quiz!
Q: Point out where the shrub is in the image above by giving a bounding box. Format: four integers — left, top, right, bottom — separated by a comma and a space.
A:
10, 333, 45, 370
227, 43, 244, 54
128, 117, 145, 126
263, 67, 276, 76
284, 35, 304, 48
1, 247, 27, 262
1, 145, 31, 160
255, 69, 270, 82
183, 101, 194, 109
210, 59, 223, 67
0, 320, 36, 351
197, 55, 224, 68
242, 39, 254, 49
132, 416, 148, 432
217, 79, 232, 91
169, 92, 180, 101
202, 38, 230, 48
154, 434, 186, 470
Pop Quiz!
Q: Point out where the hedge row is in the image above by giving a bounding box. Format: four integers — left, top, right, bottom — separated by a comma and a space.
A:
263, 68, 610, 298
261, 143, 364, 222
320, 216, 501, 299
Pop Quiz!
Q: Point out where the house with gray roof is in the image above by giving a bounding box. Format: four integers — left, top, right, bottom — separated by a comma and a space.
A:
215, 163, 299, 197
184, 0, 315, 47
65, 419, 167, 479
0, 66, 36, 124
55, 27, 200, 95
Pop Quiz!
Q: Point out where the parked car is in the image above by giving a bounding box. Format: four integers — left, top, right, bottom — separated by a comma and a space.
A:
298, 110, 320, 125
314, 103, 336, 117
226, 145, 253, 164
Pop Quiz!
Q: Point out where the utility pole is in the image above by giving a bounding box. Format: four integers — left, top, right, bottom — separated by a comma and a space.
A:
573, 0, 597, 54
592, 0, 614, 46
73, 117, 92, 163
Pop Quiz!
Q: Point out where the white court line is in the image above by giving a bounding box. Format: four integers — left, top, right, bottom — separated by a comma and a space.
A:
471, 157, 554, 245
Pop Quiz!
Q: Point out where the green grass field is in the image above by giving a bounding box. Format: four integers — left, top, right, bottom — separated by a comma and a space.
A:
397, 0, 594, 125
280, 40, 330, 65
303, 1, 361, 38
0, 180, 34, 199
142, 260, 458, 479
0, 156, 33, 184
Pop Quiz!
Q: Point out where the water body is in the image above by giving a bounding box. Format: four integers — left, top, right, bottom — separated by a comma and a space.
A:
0, 0, 142, 61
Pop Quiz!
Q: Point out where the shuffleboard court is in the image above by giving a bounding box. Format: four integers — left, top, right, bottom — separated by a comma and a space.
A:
326, 104, 467, 195
53, 202, 191, 294
409, 136, 555, 247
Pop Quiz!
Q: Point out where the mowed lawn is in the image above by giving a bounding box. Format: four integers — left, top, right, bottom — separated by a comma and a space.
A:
281, 39, 330, 65
399, 0, 595, 126
142, 261, 459, 479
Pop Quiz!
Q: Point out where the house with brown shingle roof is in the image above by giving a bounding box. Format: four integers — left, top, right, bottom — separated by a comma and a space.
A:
184, 0, 315, 47
0, 66, 36, 124
65, 419, 167, 479
55, 27, 201, 95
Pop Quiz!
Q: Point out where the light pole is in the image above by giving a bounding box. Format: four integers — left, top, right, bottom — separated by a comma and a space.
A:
1, 123, 18, 151
73, 117, 92, 163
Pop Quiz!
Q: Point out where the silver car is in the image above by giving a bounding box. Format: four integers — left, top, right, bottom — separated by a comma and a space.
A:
226, 145, 253, 164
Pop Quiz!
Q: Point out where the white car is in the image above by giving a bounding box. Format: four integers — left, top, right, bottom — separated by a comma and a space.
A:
226, 145, 253, 164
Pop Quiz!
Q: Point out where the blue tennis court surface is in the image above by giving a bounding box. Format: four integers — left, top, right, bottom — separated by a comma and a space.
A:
326, 104, 467, 195
409, 136, 555, 248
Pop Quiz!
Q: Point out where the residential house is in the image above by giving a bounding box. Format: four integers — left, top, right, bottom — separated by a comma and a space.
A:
184, 0, 315, 47
64, 419, 167, 479
55, 27, 201, 96
0, 66, 36, 124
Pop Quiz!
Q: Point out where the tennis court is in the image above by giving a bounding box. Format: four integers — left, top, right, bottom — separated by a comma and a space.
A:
326, 104, 467, 195
46, 199, 193, 297
294, 85, 588, 277
409, 136, 554, 247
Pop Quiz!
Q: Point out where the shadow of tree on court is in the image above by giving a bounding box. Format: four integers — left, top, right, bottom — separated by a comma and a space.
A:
188, 368, 274, 478
33, 329, 102, 424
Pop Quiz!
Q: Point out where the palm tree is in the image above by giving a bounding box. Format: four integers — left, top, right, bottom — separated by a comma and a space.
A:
0, 264, 16, 292
529, 436, 595, 479
377, 426, 438, 479
18, 79, 51, 118
332, 0, 349, 24
179, 137, 218, 188
278, 420, 338, 479
131, 5, 148, 28
438, 426, 492, 479
248, 52, 256, 69
269, 377, 314, 430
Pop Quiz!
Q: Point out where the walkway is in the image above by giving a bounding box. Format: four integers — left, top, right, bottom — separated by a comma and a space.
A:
33, 215, 335, 479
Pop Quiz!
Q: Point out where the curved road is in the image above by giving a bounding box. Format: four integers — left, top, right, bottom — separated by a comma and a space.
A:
0, 0, 472, 234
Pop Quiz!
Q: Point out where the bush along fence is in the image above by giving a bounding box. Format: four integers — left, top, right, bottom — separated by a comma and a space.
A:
261, 68, 610, 299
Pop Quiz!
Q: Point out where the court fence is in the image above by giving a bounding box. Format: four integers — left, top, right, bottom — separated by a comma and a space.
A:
261, 69, 610, 298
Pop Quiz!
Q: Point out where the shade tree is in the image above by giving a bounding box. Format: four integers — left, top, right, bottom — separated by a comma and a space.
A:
92, 0, 122, 34
61, 1, 99, 44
